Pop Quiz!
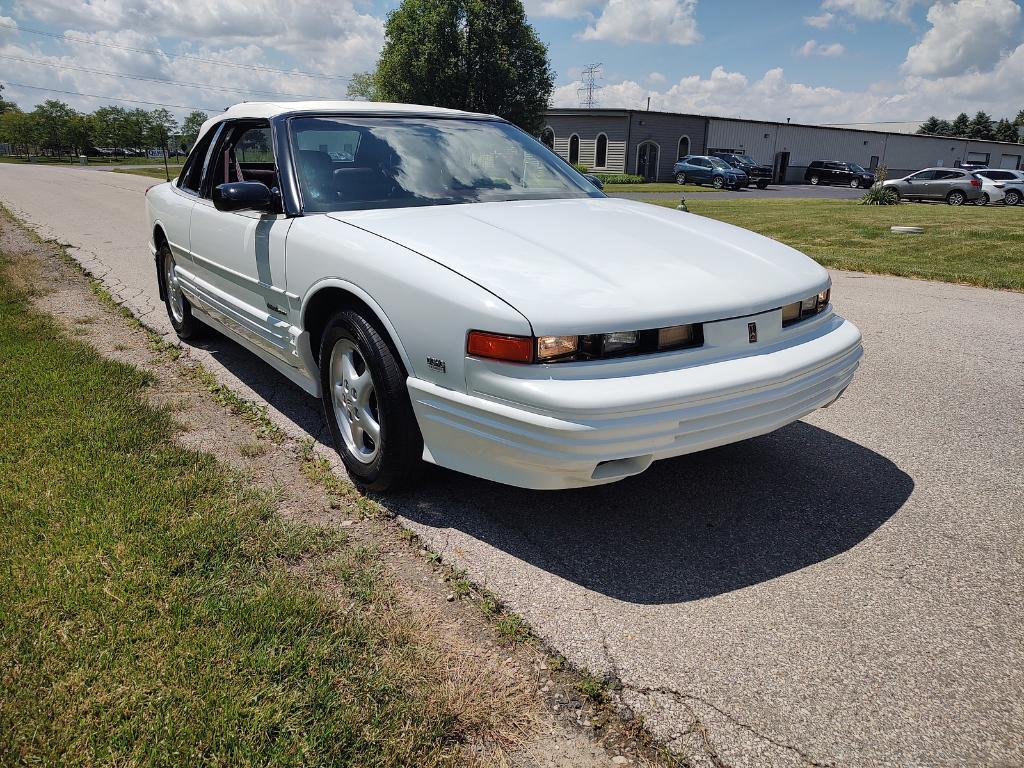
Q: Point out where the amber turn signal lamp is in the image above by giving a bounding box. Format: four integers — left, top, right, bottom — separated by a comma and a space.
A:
467, 331, 534, 363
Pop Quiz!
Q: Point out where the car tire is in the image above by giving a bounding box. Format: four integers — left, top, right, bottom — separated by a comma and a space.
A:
980, 193, 990, 206
319, 309, 423, 492
712, 175, 725, 189
160, 241, 203, 340
809, 175, 820, 185
756, 180, 769, 189
850, 178, 861, 189
947, 190, 967, 206
1004, 189, 1021, 206
675, 172, 686, 185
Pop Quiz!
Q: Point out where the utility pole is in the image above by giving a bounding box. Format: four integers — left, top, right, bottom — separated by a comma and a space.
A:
577, 63, 603, 109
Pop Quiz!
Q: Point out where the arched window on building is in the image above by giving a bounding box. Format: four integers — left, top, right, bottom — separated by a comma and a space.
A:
595, 133, 608, 168
678, 135, 691, 160
569, 134, 580, 165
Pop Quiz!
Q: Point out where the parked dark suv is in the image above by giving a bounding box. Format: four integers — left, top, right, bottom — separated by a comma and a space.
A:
710, 152, 772, 189
673, 155, 749, 189
804, 160, 875, 188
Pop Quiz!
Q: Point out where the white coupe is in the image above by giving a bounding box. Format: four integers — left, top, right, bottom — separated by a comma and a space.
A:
146, 101, 862, 491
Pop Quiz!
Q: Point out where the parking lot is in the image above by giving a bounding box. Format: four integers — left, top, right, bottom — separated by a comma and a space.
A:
611, 182, 874, 201
1, 162, 1021, 766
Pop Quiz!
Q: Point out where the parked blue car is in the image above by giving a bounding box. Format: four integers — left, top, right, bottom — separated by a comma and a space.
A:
674, 155, 749, 189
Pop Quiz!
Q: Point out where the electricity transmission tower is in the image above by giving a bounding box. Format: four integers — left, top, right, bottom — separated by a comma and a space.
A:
577, 63, 603, 109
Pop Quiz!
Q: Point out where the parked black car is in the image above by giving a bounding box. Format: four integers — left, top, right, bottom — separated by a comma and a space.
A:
804, 160, 875, 188
710, 152, 772, 189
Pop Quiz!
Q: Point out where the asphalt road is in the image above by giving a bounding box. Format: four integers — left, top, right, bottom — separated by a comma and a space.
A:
2, 164, 1022, 767
612, 183, 873, 202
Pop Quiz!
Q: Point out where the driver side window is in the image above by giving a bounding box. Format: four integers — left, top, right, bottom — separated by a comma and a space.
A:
206, 122, 281, 209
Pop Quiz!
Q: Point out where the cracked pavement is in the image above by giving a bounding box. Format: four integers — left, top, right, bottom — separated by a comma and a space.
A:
2, 163, 1022, 766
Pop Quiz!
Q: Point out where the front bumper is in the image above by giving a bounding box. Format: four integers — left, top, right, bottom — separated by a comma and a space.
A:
408, 316, 863, 489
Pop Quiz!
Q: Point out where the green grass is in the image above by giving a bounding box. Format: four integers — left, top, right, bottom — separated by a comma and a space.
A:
605, 182, 709, 193
111, 166, 182, 180
0, 155, 185, 165
646, 198, 1024, 291
0, 248, 491, 766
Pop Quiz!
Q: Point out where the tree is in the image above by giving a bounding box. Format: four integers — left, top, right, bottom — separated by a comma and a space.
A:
917, 116, 943, 135
949, 112, 971, 137
66, 113, 94, 155
123, 108, 153, 156
180, 110, 208, 151
994, 118, 1017, 143
92, 105, 130, 154
146, 108, 179, 180
31, 100, 77, 158
0, 108, 39, 155
0, 82, 17, 116
374, 0, 553, 133
347, 72, 380, 101
933, 119, 952, 136
967, 110, 994, 140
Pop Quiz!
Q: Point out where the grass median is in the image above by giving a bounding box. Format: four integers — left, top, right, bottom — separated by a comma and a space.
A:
111, 166, 183, 180
0, 242, 488, 766
649, 198, 1024, 291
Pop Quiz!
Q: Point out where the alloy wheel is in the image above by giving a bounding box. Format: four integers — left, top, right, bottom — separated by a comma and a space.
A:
163, 250, 185, 324
329, 339, 381, 464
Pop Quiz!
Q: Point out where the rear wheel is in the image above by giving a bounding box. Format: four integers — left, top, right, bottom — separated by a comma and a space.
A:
947, 190, 967, 206
160, 242, 202, 339
980, 193, 990, 206
809, 175, 820, 185
675, 171, 686, 185
712, 175, 725, 189
1004, 189, 1021, 206
756, 180, 769, 189
850, 178, 861, 188
320, 309, 422, 492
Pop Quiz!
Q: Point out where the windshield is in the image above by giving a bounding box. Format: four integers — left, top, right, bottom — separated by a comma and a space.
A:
735, 154, 756, 164
289, 116, 602, 212
849, 163, 867, 173
708, 157, 732, 169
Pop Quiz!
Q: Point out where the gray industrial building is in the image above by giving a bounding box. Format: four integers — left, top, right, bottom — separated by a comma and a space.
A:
542, 108, 1024, 183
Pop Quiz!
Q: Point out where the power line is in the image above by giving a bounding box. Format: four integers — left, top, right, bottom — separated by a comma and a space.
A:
1, 81, 216, 111
577, 63, 602, 109
0, 53, 332, 100
0, 20, 352, 82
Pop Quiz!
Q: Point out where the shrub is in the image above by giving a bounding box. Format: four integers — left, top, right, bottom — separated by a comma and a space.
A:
591, 173, 645, 184
860, 165, 899, 205
572, 163, 589, 174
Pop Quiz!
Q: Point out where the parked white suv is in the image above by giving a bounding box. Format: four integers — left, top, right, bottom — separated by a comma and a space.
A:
146, 101, 861, 491
974, 169, 1024, 206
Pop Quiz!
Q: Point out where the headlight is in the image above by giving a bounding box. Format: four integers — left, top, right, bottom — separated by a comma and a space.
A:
536, 335, 578, 361
782, 288, 830, 327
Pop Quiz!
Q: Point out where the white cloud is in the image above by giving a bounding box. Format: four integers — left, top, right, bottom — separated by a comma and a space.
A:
579, 0, 701, 45
648, 71, 667, 83
804, 11, 836, 27
820, 0, 927, 23
903, 0, 1022, 77
797, 39, 847, 57
524, 0, 599, 18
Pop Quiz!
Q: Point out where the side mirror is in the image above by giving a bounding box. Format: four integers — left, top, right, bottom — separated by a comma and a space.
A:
583, 173, 605, 190
213, 181, 274, 212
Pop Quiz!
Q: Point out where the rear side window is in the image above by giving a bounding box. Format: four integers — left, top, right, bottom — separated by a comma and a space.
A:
178, 128, 217, 194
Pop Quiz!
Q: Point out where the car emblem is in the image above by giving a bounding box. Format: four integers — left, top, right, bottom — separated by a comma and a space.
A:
747, 322, 758, 343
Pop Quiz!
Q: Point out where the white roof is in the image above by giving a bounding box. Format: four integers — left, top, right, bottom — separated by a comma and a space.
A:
197, 100, 493, 143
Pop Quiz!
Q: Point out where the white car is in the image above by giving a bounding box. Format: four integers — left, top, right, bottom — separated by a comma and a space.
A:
977, 175, 1006, 205
975, 168, 1024, 206
146, 101, 862, 491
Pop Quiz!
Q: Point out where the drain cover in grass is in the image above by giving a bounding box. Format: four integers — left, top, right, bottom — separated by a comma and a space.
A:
891, 226, 924, 234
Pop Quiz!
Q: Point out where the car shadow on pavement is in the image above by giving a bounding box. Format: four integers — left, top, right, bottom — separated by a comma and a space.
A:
196, 333, 913, 606
393, 421, 914, 605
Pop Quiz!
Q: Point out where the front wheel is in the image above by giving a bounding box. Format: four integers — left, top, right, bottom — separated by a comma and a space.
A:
160, 242, 202, 339
947, 190, 967, 206
320, 309, 423, 492
675, 172, 686, 185
1004, 189, 1022, 206
980, 193, 990, 206
712, 175, 725, 189
756, 180, 769, 189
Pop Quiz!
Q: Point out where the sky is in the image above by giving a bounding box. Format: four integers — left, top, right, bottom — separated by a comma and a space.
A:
0, 0, 1022, 125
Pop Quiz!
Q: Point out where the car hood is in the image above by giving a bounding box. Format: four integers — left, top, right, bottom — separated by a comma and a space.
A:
326, 197, 829, 335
